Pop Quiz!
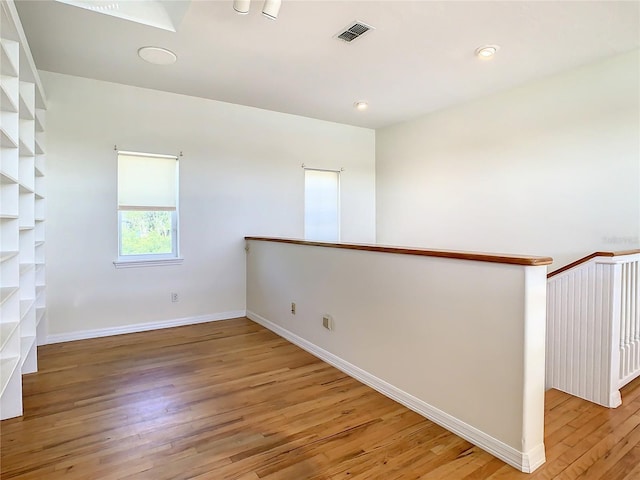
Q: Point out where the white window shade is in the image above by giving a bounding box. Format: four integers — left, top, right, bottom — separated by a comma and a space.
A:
304, 169, 339, 242
118, 153, 177, 210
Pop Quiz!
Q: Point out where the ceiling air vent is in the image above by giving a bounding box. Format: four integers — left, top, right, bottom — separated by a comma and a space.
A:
335, 21, 375, 43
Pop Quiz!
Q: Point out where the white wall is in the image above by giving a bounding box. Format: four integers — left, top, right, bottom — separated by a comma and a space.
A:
376, 51, 640, 270
246, 239, 548, 472
42, 71, 375, 337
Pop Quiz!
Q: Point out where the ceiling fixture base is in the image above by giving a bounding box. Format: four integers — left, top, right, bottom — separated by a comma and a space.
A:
138, 46, 177, 65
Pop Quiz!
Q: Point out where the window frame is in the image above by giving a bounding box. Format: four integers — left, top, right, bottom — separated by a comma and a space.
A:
113, 150, 183, 269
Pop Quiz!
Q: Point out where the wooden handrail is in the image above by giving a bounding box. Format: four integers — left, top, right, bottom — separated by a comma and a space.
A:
547, 249, 640, 278
245, 237, 553, 266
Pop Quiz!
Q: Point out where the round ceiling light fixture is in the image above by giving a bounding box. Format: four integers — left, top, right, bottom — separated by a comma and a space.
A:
138, 46, 177, 65
354, 101, 368, 111
475, 45, 499, 59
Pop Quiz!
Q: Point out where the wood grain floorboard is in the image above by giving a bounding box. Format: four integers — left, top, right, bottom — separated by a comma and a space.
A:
2, 317, 640, 479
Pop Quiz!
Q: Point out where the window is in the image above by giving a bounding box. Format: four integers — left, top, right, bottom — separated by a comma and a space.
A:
115, 151, 181, 267
304, 169, 340, 242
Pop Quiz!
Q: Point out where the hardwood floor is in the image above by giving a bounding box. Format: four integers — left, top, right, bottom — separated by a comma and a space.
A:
1, 318, 640, 479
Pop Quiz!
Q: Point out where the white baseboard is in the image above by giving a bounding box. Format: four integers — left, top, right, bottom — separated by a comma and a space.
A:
247, 310, 545, 474
46, 310, 247, 344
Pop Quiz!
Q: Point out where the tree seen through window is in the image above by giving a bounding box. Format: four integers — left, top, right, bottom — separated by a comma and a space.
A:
120, 211, 172, 255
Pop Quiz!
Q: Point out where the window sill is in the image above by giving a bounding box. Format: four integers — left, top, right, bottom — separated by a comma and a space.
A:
113, 258, 184, 269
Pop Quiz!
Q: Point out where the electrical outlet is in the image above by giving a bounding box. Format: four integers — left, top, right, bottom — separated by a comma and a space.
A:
291, 302, 296, 314
322, 315, 333, 331
171, 292, 179, 303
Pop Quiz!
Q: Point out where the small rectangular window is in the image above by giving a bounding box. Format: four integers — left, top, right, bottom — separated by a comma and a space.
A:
116, 151, 179, 263
304, 169, 340, 242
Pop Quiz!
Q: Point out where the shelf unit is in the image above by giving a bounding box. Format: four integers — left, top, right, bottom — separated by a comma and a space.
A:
1, 0, 46, 420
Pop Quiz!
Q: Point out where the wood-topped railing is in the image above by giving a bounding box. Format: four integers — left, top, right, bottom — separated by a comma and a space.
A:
546, 249, 640, 407
246, 237, 640, 410
244, 237, 553, 266
548, 249, 640, 278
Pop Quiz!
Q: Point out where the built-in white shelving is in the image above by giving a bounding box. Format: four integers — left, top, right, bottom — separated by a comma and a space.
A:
0, 38, 18, 77
1, 75, 18, 114
0, 287, 19, 305
0, 321, 19, 350
1, 0, 46, 420
0, 251, 18, 262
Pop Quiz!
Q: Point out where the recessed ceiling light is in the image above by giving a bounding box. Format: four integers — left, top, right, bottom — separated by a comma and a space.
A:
354, 101, 368, 111
138, 46, 177, 65
475, 45, 499, 59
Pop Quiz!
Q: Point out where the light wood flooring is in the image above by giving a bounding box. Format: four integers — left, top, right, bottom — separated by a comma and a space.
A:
1, 318, 640, 479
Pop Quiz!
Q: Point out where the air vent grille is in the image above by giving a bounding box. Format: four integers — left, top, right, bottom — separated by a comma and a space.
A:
335, 21, 374, 43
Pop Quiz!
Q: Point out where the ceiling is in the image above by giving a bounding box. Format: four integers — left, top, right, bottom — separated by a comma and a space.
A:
15, 0, 640, 129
